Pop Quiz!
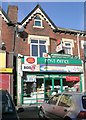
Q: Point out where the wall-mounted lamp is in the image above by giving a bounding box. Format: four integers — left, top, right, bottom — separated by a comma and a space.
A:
0, 42, 6, 50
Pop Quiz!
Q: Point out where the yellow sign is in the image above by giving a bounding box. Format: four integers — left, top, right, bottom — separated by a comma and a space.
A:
0, 68, 13, 73
0, 51, 6, 68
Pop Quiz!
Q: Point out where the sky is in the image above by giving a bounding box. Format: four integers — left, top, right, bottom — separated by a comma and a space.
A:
1, 1, 85, 31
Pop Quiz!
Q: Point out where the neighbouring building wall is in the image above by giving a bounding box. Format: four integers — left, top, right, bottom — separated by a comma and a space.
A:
84, 61, 86, 92
1, 19, 14, 52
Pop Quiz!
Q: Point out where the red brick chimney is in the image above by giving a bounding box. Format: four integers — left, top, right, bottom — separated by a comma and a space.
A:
7, 5, 18, 23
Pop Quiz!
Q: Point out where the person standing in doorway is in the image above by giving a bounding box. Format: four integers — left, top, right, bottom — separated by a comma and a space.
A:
45, 86, 51, 100
32, 81, 36, 92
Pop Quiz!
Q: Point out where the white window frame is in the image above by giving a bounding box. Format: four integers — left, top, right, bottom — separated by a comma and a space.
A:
34, 15, 43, 28
84, 44, 86, 59
83, 40, 86, 60
63, 42, 73, 55
29, 35, 49, 57
81, 40, 86, 49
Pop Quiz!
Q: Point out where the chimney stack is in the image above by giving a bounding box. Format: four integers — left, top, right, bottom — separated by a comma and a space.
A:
7, 5, 18, 23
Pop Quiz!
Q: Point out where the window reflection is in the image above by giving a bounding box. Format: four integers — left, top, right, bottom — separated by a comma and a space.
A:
58, 94, 72, 107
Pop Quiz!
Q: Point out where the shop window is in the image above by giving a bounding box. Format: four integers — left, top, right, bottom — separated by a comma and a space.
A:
63, 42, 72, 55
34, 15, 42, 27
30, 39, 47, 57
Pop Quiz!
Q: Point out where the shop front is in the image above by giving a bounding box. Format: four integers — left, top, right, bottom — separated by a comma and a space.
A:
0, 69, 12, 93
17, 54, 83, 105
0, 51, 13, 93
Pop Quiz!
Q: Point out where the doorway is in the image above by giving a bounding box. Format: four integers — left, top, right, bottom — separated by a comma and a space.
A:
44, 77, 61, 101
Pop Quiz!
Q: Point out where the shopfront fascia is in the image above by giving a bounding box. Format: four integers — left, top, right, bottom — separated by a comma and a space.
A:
19, 56, 83, 105
0, 68, 13, 93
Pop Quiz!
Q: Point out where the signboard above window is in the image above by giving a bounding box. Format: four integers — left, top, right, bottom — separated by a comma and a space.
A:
66, 76, 80, 82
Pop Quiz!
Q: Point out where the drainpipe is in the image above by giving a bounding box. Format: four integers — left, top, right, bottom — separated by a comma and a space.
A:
82, 60, 85, 92
84, 60, 86, 92
77, 33, 80, 59
17, 54, 23, 106
77, 33, 83, 92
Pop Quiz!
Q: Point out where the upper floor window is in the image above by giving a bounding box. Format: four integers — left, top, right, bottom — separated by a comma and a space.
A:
63, 42, 72, 55
81, 40, 86, 60
30, 39, 47, 57
84, 44, 86, 60
34, 15, 42, 27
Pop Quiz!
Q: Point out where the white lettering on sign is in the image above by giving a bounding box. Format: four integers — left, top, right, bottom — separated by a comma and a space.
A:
45, 59, 69, 64
45, 59, 56, 63
56, 59, 69, 64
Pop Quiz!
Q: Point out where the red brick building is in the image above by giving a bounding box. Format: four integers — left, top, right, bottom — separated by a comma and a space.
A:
0, 4, 86, 105
0, 6, 18, 99
1, 4, 86, 60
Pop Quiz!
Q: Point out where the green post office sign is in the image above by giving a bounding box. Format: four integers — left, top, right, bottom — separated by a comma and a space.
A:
37, 57, 82, 65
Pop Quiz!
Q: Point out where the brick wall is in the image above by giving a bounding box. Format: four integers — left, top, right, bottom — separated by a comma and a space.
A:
1, 18, 85, 62
15, 18, 58, 55
15, 18, 85, 61
25, 18, 57, 39
2, 19, 14, 52
7, 5, 18, 23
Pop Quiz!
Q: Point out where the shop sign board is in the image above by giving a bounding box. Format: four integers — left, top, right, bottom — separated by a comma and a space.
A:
66, 76, 80, 81
43, 53, 79, 59
0, 74, 10, 92
22, 64, 40, 71
66, 66, 83, 72
0, 68, 13, 73
24, 56, 37, 64
0, 52, 6, 68
40, 65, 83, 73
37, 57, 82, 65
56, 43, 63, 52
40, 65, 67, 72
43, 53, 51, 58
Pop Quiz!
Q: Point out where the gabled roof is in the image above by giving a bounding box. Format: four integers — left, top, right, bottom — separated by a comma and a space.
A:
21, 4, 57, 30
0, 7, 11, 23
